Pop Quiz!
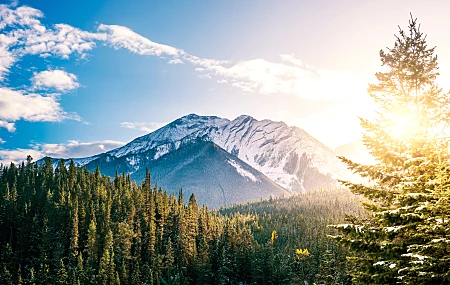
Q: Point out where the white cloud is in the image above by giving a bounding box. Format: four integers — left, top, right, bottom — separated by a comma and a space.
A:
279, 53, 306, 67
0, 148, 43, 166
120, 121, 166, 133
98, 24, 180, 57
32, 69, 80, 92
0, 4, 106, 81
168, 58, 183, 64
0, 4, 103, 129
0, 5, 43, 30
20, 23, 106, 59
0, 138, 5, 144
183, 54, 230, 67
92, 22, 365, 103
37, 140, 125, 158
196, 56, 366, 101
0, 87, 77, 127
0, 139, 125, 165
0, 38, 17, 80
0, 120, 16, 132
0, 3, 364, 105
97, 24, 229, 67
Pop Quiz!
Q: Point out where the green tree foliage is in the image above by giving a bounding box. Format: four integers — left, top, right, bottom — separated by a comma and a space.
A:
331, 15, 450, 284
0, 157, 364, 284
222, 187, 364, 284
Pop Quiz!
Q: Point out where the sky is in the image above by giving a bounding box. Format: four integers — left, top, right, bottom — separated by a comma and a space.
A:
2, 0, 450, 164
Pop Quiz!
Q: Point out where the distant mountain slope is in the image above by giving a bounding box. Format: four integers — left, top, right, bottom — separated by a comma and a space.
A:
335, 139, 375, 165
82, 139, 289, 208
207, 115, 348, 192
44, 114, 352, 198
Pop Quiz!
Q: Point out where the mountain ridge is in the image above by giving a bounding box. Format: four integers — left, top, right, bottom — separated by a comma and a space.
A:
43, 114, 352, 200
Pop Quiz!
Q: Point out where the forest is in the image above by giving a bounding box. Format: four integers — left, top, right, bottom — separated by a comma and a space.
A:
0, 158, 363, 284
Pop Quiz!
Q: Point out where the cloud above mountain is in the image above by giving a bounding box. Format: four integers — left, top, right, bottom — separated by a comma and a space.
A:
0, 1, 371, 162
0, 139, 125, 165
120, 121, 167, 133
0, 2, 365, 113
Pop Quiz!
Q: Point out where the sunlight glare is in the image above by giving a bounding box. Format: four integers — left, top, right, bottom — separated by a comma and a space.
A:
386, 109, 418, 140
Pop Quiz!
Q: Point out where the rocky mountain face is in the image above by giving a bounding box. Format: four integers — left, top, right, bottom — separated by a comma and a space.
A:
206, 115, 350, 192
45, 114, 353, 207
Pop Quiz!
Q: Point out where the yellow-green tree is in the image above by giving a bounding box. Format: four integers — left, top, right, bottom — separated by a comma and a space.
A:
332, 15, 450, 284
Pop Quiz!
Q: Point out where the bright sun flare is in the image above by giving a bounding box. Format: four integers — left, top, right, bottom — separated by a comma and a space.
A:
386, 110, 419, 140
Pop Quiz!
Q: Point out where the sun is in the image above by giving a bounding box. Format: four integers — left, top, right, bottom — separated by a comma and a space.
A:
386, 109, 419, 141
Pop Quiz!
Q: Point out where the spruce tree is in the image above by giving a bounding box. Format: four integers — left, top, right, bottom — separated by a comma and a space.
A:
315, 249, 337, 285
331, 15, 450, 284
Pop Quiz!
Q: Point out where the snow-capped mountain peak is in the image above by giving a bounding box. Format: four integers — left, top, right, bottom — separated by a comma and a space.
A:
45, 114, 352, 194
108, 114, 229, 158
207, 115, 348, 192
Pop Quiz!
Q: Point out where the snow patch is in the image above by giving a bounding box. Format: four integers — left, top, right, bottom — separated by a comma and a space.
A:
402, 253, 428, 260
385, 226, 402, 233
154, 144, 171, 160
228, 159, 259, 182
126, 157, 140, 171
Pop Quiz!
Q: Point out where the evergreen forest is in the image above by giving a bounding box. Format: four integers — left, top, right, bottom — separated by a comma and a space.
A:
0, 158, 362, 284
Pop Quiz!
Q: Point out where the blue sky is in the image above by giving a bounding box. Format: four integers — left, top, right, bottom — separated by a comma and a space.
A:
2, 0, 450, 163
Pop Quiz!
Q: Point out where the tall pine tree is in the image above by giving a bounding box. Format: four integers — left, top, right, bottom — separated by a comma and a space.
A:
332, 15, 450, 284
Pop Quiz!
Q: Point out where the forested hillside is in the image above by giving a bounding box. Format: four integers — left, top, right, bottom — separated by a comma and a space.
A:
0, 158, 364, 284
221, 187, 366, 284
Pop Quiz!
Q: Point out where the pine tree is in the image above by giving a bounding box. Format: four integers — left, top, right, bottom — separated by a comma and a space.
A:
28, 267, 36, 285
99, 229, 114, 284
85, 211, 98, 284
185, 194, 199, 264
69, 199, 80, 268
315, 249, 337, 285
331, 15, 450, 284
398, 158, 450, 283
57, 259, 69, 284
17, 265, 23, 285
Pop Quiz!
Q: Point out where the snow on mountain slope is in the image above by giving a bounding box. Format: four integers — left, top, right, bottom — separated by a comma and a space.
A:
227, 159, 259, 183
47, 154, 102, 169
207, 115, 351, 192
108, 114, 229, 157
45, 114, 352, 193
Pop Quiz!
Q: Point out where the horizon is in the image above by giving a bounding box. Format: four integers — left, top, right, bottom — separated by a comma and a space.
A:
2, 0, 450, 164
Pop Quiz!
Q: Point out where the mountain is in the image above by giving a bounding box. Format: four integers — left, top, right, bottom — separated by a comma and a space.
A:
82, 138, 288, 208
335, 139, 375, 165
44, 114, 353, 206
207, 115, 350, 192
